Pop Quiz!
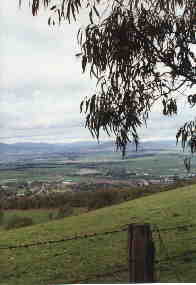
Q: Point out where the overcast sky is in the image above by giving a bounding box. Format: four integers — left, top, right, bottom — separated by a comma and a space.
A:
0, 0, 195, 144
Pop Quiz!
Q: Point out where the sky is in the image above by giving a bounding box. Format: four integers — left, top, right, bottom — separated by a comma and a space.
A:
0, 0, 196, 144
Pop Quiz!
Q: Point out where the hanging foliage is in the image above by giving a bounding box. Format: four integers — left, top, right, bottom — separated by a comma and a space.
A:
20, 0, 196, 156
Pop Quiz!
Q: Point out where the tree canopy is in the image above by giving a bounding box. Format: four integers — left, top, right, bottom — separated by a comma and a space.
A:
20, 0, 196, 156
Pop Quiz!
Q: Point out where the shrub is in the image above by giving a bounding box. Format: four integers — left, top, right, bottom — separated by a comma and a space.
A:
70, 192, 88, 208
0, 210, 4, 225
88, 189, 121, 210
5, 215, 34, 230
56, 204, 74, 219
48, 212, 54, 220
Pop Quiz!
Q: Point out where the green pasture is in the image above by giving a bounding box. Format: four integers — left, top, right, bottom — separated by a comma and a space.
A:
1, 184, 196, 284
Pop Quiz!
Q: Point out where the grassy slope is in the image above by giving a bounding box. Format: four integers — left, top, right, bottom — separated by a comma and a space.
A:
1, 185, 196, 284
0, 208, 87, 230
0, 209, 58, 227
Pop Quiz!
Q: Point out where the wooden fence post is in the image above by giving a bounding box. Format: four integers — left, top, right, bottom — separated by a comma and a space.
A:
128, 224, 155, 283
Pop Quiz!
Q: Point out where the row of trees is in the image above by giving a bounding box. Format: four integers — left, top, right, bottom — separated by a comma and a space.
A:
1, 177, 195, 210
0, 188, 131, 210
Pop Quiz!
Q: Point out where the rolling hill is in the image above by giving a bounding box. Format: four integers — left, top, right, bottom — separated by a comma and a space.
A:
1, 184, 196, 284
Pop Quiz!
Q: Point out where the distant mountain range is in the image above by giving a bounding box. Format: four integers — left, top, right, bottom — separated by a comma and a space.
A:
0, 139, 182, 165
0, 139, 179, 154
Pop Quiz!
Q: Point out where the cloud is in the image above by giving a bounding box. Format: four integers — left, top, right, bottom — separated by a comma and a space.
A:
0, 0, 195, 145
0, 0, 96, 143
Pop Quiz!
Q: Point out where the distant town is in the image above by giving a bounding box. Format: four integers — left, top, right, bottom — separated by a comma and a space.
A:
0, 140, 195, 200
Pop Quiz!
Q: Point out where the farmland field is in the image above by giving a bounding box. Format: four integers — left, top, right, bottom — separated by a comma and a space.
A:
0, 152, 195, 184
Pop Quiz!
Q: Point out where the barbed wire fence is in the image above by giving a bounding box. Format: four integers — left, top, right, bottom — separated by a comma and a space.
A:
1, 222, 196, 284
153, 222, 196, 282
0, 225, 128, 250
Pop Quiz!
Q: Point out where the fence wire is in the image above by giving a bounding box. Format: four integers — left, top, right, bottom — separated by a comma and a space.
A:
1, 222, 196, 283
153, 222, 196, 282
154, 225, 183, 282
1, 222, 196, 250
0, 226, 128, 250
155, 222, 196, 233
64, 266, 128, 284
